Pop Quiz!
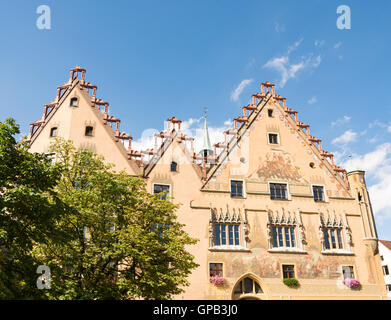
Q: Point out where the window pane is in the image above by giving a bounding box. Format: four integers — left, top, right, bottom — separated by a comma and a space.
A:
154, 185, 169, 200
234, 225, 240, 245
330, 229, 336, 249
290, 228, 296, 247
283, 265, 294, 279
234, 281, 242, 294
243, 278, 253, 293
221, 225, 226, 245
337, 229, 343, 249
323, 229, 330, 249
210, 263, 223, 277
285, 227, 291, 247
215, 225, 220, 246
231, 181, 243, 197
278, 227, 283, 247
255, 282, 262, 293
272, 227, 278, 248
281, 184, 287, 199
228, 225, 234, 245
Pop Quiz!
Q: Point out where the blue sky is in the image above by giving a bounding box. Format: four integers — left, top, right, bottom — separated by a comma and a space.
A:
0, 1, 390, 239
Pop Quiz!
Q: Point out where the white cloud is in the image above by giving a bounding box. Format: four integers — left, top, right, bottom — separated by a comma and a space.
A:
308, 96, 317, 104
263, 39, 322, 88
230, 79, 253, 102
340, 143, 391, 222
332, 129, 357, 145
331, 115, 351, 127
131, 117, 233, 155
315, 40, 325, 47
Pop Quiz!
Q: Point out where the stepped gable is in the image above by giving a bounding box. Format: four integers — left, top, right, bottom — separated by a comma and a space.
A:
141, 116, 203, 179
28, 66, 140, 174
202, 81, 351, 198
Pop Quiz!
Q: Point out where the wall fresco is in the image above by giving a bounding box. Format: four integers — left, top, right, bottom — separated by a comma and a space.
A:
248, 152, 303, 182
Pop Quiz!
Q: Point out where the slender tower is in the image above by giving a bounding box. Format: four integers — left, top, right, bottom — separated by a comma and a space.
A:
200, 108, 213, 158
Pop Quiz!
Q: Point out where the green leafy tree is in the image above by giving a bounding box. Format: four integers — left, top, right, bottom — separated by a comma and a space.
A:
37, 138, 198, 299
0, 118, 67, 299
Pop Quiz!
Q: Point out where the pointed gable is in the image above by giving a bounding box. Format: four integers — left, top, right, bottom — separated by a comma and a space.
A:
202, 81, 352, 199
28, 66, 140, 175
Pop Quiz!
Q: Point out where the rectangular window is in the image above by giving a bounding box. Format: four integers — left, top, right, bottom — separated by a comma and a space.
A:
282, 265, 295, 279
271, 226, 296, 248
387, 285, 391, 292
336, 229, 343, 249
313, 186, 324, 202
234, 225, 240, 245
153, 184, 170, 200
285, 227, 291, 247
290, 228, 296, 247
383, 265, 389, 276
230, 180, 243, 197
272, 227, 278, 248
330, 229, 337, 249
277, 227, 284, 247
221, 225, 226, 245
270, 183, 288, 200
50, 127, 57, 137
342, 266, 355, 279
85, 126, 93, 137
323, 228, 344, 250
228, 225, 234, 245
209, 263, 223, 277
215, 224, 221, 246
323, 229, 330, 249
268, 133, 278, 144
214, 223, 240, 247
268, 109, 273, 117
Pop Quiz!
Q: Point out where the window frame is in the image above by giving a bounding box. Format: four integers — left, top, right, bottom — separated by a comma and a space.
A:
209, 262, 223, 278
268, 182, 290, 200
342, 265, 355, 279
322, 227, 345, 251
312, 185, 326, 202
70, 97, 79, 107
383, 265, 389, 276
267, 132, 280, 145
170, 161, 178, 172
213, 222, 241, 247
85, 126, 94, 137
281, 264, 296, 279
153, 183, 171, 200
230, 179, 245, 198
50, 127, 58, 138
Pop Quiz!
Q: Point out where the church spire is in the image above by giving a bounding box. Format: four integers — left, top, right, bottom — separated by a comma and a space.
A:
201, 108, 213, 157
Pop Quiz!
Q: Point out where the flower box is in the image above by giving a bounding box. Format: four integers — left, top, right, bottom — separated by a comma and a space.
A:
210, 275, 226, 285
343, 278, 361, 289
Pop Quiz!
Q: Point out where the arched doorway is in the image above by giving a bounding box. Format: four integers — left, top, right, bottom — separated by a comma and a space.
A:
231, 274, 268, 300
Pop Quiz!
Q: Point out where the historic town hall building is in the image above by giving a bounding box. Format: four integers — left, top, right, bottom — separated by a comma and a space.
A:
27, 66, 387, 299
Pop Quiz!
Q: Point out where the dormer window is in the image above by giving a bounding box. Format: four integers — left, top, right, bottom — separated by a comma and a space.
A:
50, 127, 57, 137
70, 97, 78, 107
85, 126, 93, 137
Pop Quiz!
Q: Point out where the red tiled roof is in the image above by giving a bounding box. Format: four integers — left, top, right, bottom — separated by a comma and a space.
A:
379, 240, 391, 251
